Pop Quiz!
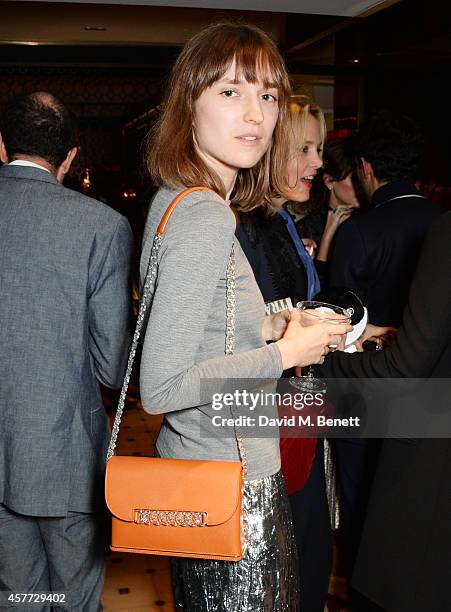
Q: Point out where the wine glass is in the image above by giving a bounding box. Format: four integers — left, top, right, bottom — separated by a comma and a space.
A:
289, 300, 353, 393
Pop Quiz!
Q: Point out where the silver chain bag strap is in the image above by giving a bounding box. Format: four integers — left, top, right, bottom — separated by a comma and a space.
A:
106, 186, 245, 475
104, 187, 247, 562
106, 228, 162, 460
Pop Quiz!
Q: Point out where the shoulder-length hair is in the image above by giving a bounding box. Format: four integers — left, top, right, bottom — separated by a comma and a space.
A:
145, 22, 291, 211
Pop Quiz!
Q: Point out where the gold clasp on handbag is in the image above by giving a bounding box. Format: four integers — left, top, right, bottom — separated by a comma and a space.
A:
134, 509, 208, 527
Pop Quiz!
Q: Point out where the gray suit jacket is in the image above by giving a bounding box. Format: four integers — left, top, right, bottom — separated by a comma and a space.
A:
0, 164, 133, 516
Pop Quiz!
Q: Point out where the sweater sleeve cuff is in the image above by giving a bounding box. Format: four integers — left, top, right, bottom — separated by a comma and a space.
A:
266, 342, 284, 378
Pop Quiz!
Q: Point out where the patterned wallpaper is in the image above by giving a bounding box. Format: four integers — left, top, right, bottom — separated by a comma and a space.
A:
0, 66, 161, 171
0, 66, 161, 231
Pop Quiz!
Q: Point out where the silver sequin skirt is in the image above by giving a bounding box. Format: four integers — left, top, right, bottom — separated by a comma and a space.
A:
171, 471, 300, 611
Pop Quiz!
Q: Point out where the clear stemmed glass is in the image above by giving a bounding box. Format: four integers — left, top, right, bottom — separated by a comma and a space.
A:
289, 300, 353, 393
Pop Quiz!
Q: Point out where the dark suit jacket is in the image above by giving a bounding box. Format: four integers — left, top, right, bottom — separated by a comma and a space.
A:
330, 180, 440, 326
321, 212, 451, 612
0, 164, 133, 516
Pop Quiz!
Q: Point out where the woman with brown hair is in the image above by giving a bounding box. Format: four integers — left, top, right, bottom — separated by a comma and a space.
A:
139, 22, 350, 611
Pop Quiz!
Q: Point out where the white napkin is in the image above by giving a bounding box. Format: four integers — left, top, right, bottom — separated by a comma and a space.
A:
345, 306, 368, 353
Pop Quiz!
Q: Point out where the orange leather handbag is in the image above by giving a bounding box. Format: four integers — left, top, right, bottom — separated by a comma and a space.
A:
105, 456, 243, 560
105, 187, 246, 561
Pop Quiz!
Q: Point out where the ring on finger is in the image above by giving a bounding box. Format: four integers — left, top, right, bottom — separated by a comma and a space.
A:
328, 336, 341, 351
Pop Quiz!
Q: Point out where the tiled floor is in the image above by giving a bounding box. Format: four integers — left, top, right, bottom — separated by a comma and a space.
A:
101, 385, 350, 612
102, 387, 175, 612
102, 552, 174, 611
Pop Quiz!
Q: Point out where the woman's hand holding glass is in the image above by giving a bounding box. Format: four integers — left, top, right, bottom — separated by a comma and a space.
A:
289, 301, 353, 392
262, 310, 292, 342
276, 308, 352, 371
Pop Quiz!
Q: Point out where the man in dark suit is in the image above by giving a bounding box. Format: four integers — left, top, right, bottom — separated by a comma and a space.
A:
330, 109, 440, 327
328, 110, 440, 607
321, 211, 451, 612
0, 92, 133, 610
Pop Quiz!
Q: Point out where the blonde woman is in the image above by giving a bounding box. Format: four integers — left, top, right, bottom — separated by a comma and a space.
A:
235, 97, 335, 612
236, 96, 326, 316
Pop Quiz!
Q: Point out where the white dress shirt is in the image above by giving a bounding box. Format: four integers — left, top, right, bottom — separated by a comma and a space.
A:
8, 159, 51, 174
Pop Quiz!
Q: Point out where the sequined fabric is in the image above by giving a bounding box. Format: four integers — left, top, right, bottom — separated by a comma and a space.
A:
324, 438, 340, 529
172, 471, 300, 611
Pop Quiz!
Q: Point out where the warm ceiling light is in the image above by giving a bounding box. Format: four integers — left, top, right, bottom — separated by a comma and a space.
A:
84, 26, 107, 31
10, 41, 41, 46
352, 59, 360, 63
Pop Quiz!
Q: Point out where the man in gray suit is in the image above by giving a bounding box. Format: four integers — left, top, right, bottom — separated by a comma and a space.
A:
0, 92, 133, 610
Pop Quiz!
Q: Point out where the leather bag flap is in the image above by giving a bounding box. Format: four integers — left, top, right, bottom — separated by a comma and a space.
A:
105, 456, 242, 526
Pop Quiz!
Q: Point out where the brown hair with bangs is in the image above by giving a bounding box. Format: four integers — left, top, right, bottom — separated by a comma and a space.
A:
145, 22, 291, 210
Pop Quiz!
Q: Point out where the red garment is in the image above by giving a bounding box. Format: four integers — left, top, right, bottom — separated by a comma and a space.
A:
280, 436, 317, 495
278, 393, 335, 495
